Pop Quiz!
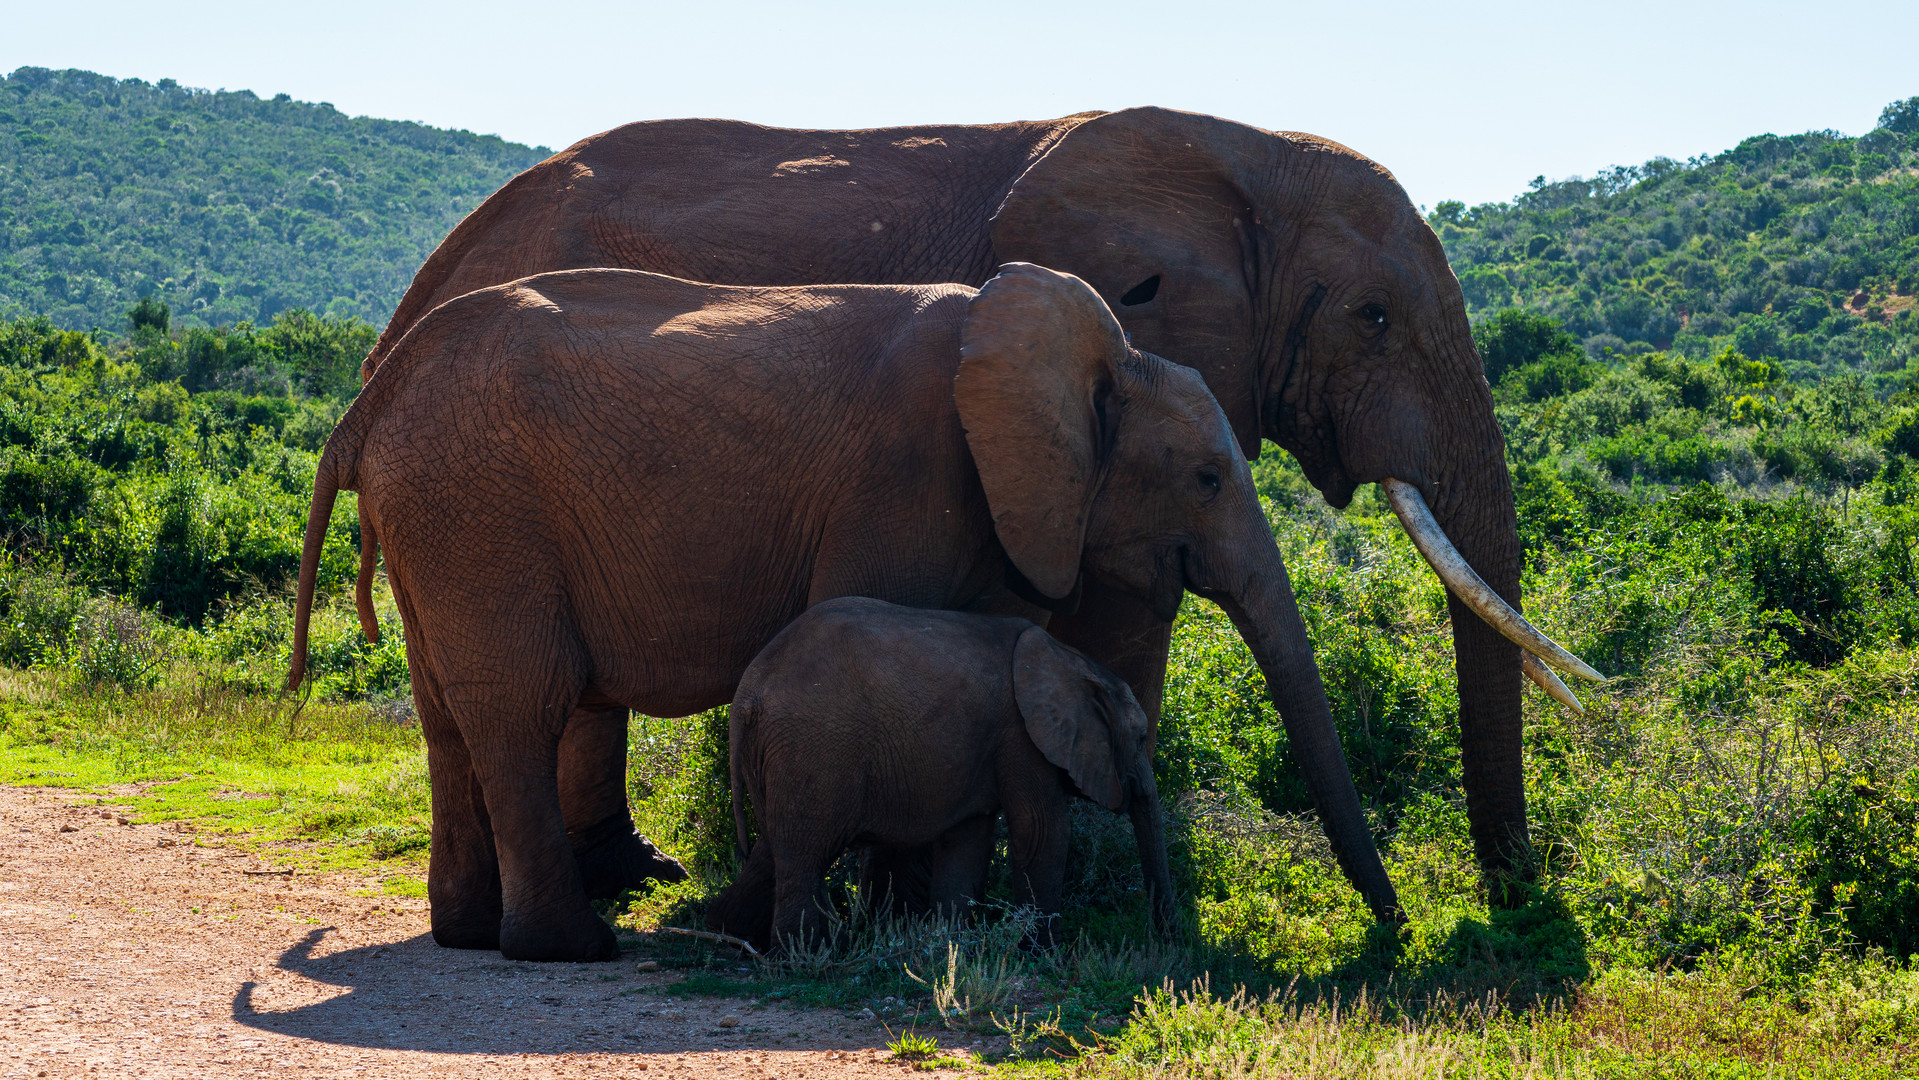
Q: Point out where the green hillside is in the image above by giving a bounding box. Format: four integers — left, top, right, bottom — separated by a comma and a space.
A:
1439, 97, 1919, 383
0, 67, 548, 330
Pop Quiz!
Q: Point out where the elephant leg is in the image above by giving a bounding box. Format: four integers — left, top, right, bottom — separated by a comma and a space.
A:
418, 681, 503, 951
447, 674, 619, 963
560, 701, 686, 899
1005, 794, 1070, 950
706, 840, 776, 952
858, 844, 932, 919
770, 851, 832, 953
923, 814, 996, 922
1045, 579, 1174, 744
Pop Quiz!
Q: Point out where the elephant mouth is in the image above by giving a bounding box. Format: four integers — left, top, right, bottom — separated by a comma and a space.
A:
1161, 545, 1198, 621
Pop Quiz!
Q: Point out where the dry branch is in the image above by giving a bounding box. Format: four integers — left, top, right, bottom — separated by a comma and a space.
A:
656, 926, 760, 957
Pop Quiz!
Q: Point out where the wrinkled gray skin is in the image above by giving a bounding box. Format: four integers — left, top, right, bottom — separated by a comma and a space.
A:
707, 598, 1176, 952
361, 105, 1531, 893
289, 263, 1394, 962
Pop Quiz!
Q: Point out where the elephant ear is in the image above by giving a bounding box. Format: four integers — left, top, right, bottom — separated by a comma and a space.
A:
992, 107, 1285, 458
1012, 625, 1138, 812
956, 262, 1126, 600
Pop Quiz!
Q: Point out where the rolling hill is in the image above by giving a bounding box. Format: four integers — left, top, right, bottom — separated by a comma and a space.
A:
1438, 96, 1919, 383
0, 66, 548, 330
4, 64, 1914, 389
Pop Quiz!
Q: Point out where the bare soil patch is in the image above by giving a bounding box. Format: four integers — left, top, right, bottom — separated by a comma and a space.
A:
0, 786, 980, 1078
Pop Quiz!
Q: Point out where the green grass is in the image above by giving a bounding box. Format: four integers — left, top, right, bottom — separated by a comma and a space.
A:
1039, 960, 1919, 1079
0, 665, 431, 873
889, 1030, 943, 1060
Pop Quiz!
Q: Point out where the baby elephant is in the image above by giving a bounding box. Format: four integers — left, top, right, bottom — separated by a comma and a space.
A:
707, 597, 1177, 951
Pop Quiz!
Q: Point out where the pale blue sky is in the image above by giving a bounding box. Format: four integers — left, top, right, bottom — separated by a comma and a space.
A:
5, 0, 1915, 208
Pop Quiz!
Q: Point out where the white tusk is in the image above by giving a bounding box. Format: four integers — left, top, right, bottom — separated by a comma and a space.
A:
1380, 478, 1605, 684
1522, 652, 1585, 715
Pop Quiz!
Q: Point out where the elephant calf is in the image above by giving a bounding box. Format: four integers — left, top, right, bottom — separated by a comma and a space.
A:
706, 596, 1177, 952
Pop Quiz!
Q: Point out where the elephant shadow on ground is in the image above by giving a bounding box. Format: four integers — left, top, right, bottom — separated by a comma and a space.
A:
1324, 886, 1592, 1014
232, 927, 903, 1056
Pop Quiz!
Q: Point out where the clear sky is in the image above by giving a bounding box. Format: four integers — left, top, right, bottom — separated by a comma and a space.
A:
5, 0, 1915, 209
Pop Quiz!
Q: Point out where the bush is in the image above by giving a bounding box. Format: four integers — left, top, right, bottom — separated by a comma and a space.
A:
1739, 499, 1861, 666
0, 560, 164, 689
1792, 776, 1919, 958
0, 562, 90, 667
1473, 308, 1582, 384
64, 596, 164, 691
1587, 430, 1724, 484
1497, 351, 1600, 402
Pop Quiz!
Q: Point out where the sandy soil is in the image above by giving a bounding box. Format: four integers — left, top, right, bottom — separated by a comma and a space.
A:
0, 786, 985, 1078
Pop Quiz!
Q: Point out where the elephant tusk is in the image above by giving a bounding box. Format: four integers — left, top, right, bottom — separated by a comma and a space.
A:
1522, 652, 1585, 714
1380, 478, 1605, 684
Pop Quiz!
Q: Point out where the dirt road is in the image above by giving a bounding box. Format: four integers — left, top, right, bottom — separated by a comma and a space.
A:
0, 785, 979, 1078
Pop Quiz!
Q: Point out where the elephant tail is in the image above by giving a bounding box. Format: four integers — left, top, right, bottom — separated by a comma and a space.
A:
354, 502, 381, 644
729, 698, 756, 863
283, 445, 344, 694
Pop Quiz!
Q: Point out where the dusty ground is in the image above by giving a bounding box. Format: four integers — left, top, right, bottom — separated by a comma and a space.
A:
0, 786, 984, 1078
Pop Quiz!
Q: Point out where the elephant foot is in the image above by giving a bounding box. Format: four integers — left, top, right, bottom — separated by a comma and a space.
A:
706, 841, 776, 951
572, 817, 688, 900
499, 906, 620, 962
430, 905, 503, 952
705, 887, 773, 953
1470, 818, 1537, 910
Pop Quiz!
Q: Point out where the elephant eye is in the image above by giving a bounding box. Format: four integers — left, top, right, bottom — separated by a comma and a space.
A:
1197, 467, 1222, 498
1357, 303, 1389, 333
1119, 276, 1160, 306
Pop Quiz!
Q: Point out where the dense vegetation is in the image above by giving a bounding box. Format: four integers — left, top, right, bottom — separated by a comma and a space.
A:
0, 306, 397, 690
1440, 96, 1919, 384
8, 92, 1919, 1077
0, 67, 547, 330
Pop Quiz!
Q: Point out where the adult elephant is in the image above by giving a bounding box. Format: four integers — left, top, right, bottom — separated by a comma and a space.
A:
292, 264, 1397, 958
361, 107, 1599, 890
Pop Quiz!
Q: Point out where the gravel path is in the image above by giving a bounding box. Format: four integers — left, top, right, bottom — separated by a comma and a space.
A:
0, 785, 980, 1078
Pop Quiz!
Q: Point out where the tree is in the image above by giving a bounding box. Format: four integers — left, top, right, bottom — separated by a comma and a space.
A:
128, 295, 169, 335
1472, 309, 1582, 385
1880, 96, 1919, 136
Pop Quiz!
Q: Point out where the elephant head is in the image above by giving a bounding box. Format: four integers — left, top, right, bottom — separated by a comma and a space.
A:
1010, 622, 1176, 935
991, 110, 1602, 884
957, 263, 1400, 921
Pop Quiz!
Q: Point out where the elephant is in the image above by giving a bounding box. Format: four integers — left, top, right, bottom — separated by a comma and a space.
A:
353, 106, 1601, 892
705, 596, 1175, 952
286, 261, 1396, 960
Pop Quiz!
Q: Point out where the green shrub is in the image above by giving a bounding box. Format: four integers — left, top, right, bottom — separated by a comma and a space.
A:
629, 705, 736, 882
1587, 430, 1724, 483
0, 560, 163, 690
1739, 499, 1861, 666
1474, 307, 1582, 384
1498, 350, 1601, 402
63, 596, 164, 691
1792, 776, 1919, 959
0, 562, 90, 667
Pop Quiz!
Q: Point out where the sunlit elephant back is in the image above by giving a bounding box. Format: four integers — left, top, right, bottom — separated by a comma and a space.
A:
366, 107, 1601, 890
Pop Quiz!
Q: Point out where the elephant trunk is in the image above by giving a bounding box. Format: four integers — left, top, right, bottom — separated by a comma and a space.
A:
1421, 453, 1532, 894
1216, 548, 1403, 922
1126, 769, 1178, 937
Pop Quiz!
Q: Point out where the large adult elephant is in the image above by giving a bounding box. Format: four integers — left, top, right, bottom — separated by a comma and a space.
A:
361, 107, 1599, 889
